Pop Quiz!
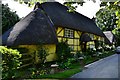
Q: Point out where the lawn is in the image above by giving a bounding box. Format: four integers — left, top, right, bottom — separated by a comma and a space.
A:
33, 62, 82, 79
39, 67, 81, 79
2, 45, 115, 79
17, 62, 82, 79
17, 51, 115, 79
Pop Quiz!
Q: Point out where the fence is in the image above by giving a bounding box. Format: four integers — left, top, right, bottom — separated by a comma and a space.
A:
19, 52, 34, 69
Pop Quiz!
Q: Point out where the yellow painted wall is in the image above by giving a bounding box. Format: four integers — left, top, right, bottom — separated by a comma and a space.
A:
73, 31, 81, 51
57, 27, 82, 52
94, 35, 99, 40
87, 41, 95, 49
74, 39, 79, 45
87, 35, 103, 49
57, 27, 64, 37
68, 39, 73, 44
74, 31, 81, 38
77, 46, 81, 51
74, 46, 78, 51
17, 27, 103, 64
57, 27, 104, 53
43, 45, 57, 62
19, 44, 57, 63
57, 27, 104, 52
58, 37, 62, 42
89, 33, 103, 41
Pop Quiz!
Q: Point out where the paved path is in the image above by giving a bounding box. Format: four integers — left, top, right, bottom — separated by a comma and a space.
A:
71, 54, 119, 78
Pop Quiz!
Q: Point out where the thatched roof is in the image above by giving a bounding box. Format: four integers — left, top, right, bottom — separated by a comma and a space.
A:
41, 2, 105, 37
2, 8, 58, 46
80, 33, 92, 42
103, 31, 116, 44
2, 2, 105, 46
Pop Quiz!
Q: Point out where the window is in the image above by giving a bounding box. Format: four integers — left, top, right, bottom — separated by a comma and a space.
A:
64, 28, 74, 38
89, 34, 94, 40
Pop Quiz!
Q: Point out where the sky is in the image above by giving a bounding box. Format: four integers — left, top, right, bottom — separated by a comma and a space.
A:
2, 0, 33, 18
75, 0, 101, 18
2, 0, 101, 19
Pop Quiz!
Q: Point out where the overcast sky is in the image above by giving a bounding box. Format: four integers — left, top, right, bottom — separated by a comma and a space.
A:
2, 0, 101, 19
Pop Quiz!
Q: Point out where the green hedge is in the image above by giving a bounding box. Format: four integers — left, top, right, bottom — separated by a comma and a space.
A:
0, 46, 22, 79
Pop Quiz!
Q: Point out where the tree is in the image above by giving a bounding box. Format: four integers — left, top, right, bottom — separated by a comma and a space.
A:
95, 2, 119, 31
13, 0, 95, 10
2, 4, 20, 34
95, 1, 120, 46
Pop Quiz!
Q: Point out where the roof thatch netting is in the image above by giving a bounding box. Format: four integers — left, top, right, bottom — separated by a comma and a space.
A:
41, 2, 105, 37
2, 8, 58, 46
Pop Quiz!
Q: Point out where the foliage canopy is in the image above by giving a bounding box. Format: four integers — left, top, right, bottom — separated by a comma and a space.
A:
2, 4, 20, 34
95, 1, 120, 46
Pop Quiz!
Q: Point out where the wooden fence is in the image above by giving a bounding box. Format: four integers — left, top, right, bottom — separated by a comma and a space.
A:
19, 53, 34, 69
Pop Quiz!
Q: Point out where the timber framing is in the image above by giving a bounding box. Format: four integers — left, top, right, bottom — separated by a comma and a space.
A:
57, 27, 64, 35
56, 27, 82, 52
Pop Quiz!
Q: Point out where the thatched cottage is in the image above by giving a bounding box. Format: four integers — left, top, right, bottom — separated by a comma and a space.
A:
2, 2, 105, 63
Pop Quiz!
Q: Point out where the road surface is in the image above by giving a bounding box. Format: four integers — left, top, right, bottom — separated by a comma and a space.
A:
71, 54, 120, 78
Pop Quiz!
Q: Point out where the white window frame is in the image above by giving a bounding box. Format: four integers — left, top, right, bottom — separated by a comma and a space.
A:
64, 28, 74, 38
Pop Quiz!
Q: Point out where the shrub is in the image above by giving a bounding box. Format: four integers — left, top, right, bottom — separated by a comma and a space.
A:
32, 46, 49, 68
38, 47, 48, 64
28, 67, 50, 78
56, 41, 72, 60
0, 46, 22, 79
75, 51, 83, 58
57, 58, 76, 69
84, 48, 97, 57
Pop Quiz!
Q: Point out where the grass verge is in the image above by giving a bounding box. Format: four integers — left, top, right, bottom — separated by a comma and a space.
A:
39, 67, 81, 79
30, 62, 82, 79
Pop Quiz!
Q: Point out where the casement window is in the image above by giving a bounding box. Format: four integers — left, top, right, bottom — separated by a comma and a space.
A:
64, 28, 74, 38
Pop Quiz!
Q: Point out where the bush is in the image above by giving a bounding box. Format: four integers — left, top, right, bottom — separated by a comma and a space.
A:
28, 65, 51, 79
57, 58, 76, 69
38, 47, 48, 64
0, 46, 22, 79
75, 51, 84, 58
31, 45, 49, 68
56, 41, 72, 60
84, 48, 97, 57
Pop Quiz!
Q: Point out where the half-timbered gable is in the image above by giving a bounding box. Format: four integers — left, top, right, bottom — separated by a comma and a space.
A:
56, 27, 82, 52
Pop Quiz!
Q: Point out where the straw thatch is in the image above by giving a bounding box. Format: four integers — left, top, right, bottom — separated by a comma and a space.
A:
2, 2, 105, 46
2, 8, 58, 46
41, 2, 105, 37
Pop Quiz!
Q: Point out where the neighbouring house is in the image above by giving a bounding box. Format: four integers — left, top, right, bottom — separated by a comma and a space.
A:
103, 31, 116, 48
1, 2, 105, 63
